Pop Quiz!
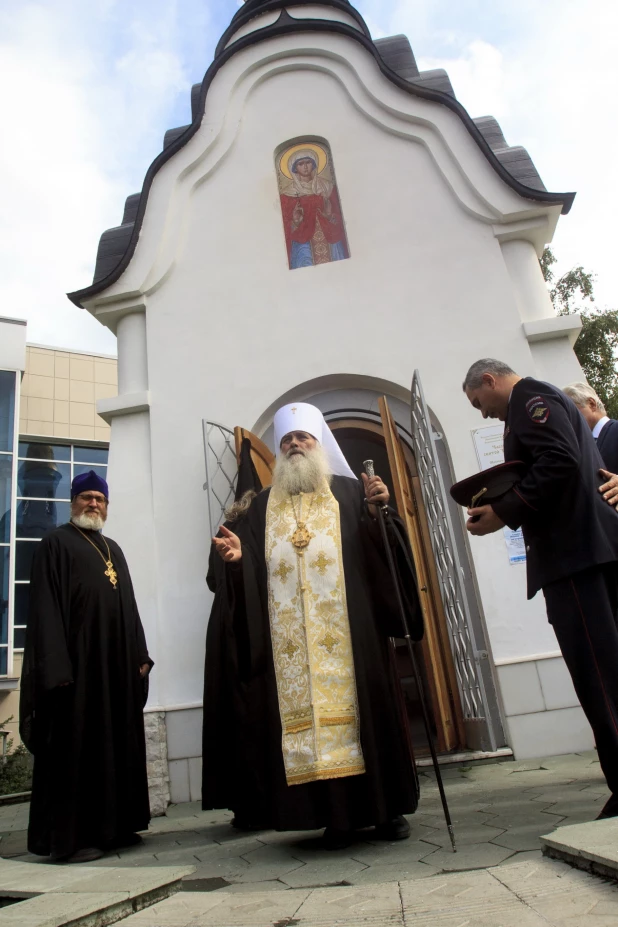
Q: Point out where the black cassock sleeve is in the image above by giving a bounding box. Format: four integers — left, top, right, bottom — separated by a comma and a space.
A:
19, 534, 74, 753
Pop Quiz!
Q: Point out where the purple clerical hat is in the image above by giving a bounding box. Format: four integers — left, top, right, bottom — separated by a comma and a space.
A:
71, 470, 109, 500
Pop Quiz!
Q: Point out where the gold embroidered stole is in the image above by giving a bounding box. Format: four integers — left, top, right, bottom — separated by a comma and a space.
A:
266, 482, 365, 786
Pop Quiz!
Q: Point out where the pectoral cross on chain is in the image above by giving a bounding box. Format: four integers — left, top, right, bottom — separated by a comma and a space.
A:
291, 407, 297, 414
105, 561, 118, 589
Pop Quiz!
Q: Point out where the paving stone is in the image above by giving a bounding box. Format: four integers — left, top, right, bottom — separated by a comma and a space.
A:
120, 891, 233, 925
240, 845, 303, 866
488, 810, 565, 829
210, 880, 289, 894
420, 822, 506, 847
350, 840, 440, 865
171, 857, 251, 880
0, 891, 131, 927
127, 888, 312, 926
347, 860, 442, 883
540, 817, 618, 873
490, 823, 557, 852
420, 841, 516, 871
400, 868, 516, 916
294, 882, 401, 922
280, 859, 367, 887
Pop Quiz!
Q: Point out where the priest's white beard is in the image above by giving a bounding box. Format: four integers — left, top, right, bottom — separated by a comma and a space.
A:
71, 511, 107, 531
272, 445, 332, 495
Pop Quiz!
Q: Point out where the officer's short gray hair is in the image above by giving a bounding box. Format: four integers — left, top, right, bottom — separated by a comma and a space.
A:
563, 381, 606, 414
462, 359, 516, 392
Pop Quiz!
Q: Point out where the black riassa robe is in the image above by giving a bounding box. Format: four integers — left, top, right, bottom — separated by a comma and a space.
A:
202, 475, 422, 831
20, 523, 153, 858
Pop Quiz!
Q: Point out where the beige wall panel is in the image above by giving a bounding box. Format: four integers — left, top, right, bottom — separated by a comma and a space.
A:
26, 420, 54, 437
69, 402, 95, 427
54, 379, 69, 401
54, 356, 70, 379
54, 400, 69, 424
94, 382, 117, 401
28, 352, 55, 378
70, 380, 95, 404
27, 375, 54, 400
94, 362, 117, 385
28, 398, 54, 422
95, 425, 111, 441
70, 358, 94, 382
69, 424, 96, 440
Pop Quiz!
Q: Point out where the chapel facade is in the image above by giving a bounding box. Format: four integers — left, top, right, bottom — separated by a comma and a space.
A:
69, 0, 586, 807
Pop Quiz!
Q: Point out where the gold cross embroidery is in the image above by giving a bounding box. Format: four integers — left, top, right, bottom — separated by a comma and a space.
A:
283, 639, 299, 659
310, 551, 334, 575
274, 560, 294, 584
318, 632, 339, 654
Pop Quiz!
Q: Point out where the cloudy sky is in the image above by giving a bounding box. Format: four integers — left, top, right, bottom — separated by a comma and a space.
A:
1, 0, 615, 354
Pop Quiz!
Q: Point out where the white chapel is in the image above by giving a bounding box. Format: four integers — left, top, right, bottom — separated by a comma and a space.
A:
68, 0, 586, 807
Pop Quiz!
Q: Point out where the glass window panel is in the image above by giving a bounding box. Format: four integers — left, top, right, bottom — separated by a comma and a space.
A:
72, 464, 107, 483
17, 500, 70, 538
12, 629, 25, 651
15, 541, 39, 581
0, 547, 8, 644
17, 460, 71, 500
0, 646, 7, 675
0, 371, 16, 453
18, 442, 70, 462
0, 454, 11, 544
73, 446, 109, 465
14, 583, 30, 629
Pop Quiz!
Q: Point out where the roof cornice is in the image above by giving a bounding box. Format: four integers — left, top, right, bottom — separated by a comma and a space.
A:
68, 10, 575, 309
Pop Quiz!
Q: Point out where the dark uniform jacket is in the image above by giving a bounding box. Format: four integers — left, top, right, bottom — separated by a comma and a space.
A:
491, 377, 618, 599
596, 418, 618, 475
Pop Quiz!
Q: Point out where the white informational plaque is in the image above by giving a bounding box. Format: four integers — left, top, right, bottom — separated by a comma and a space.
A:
471, 425, 526, 565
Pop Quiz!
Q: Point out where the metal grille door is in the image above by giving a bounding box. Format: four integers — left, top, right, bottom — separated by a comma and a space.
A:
411, 371, 498, 752
202, 421, 238, 538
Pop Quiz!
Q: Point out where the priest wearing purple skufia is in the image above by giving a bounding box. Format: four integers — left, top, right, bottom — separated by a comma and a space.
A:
204, 403, 423, 849
20, 471, 153, 863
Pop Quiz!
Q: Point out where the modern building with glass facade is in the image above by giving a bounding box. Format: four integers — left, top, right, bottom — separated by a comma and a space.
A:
0, 316, 116, 745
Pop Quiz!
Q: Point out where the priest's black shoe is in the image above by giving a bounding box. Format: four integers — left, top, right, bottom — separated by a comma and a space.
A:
374, 815, 411, 841
110, 833, 143, 849
596, 795, 618, 820
322, 827, 355, 850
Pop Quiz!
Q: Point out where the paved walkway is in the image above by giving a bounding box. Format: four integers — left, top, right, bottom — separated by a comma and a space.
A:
0, 751, 610, 891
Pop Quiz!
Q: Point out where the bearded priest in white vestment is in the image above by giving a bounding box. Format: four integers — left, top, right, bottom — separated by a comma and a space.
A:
206, 403, 423, 849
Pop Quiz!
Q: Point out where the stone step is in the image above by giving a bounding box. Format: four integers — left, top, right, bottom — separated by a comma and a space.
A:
541, 817, 618, 879
117, 857, 618, 926
0, 860, 195, 927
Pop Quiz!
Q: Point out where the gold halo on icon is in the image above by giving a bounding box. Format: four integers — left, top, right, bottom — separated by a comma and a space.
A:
279, 143, 328, 180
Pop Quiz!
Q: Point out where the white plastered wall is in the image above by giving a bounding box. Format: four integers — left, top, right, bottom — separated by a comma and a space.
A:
88, 31, 589, 789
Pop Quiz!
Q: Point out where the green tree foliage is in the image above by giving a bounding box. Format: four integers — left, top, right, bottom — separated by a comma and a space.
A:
541, 248, 618, 419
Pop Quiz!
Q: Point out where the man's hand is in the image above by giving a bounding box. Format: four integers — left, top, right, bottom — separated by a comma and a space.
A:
139, 664, 151, 679
213, 525, 242, 562
292, 201, 304, 228
361, 473, 389, 517
466, 504, 505, 536
599, 469, 618, 507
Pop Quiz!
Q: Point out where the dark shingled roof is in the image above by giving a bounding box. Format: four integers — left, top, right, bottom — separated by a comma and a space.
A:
72, 1, 573, 305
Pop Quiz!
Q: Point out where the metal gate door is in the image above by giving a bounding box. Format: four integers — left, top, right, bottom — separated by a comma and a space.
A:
410, 370, 500, 752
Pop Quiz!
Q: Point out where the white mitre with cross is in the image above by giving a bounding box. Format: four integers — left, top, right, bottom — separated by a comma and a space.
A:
274, 402, 357, 479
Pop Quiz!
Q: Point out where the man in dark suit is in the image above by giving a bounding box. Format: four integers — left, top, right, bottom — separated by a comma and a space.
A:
563, 382, 618, 476
462, 358, 618, 819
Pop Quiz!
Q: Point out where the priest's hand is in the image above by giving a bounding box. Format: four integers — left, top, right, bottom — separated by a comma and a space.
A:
139, 664, 151, 678
362, 473, 389, 517
213, 525, 242, 562
466, 504, 505, 536
599, 469, 618, 507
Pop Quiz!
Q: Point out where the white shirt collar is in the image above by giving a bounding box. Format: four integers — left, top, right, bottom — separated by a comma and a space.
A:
592, 416, 610, 439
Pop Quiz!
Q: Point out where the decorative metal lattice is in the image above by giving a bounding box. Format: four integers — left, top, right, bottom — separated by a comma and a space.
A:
411, 371, 497, 750
203, 421, 238, 538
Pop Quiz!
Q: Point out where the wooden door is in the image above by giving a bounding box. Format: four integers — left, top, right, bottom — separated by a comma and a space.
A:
379, 397, 464, 752
234, 427, 275, 488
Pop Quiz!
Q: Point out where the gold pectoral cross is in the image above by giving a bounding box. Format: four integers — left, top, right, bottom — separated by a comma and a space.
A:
105, 560, 118, 588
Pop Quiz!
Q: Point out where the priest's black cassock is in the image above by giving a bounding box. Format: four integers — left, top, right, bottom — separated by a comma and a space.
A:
20, 524, 153, 858
202, 475, 422, 832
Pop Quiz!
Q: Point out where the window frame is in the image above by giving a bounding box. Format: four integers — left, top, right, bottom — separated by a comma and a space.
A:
0, 369, 20, 677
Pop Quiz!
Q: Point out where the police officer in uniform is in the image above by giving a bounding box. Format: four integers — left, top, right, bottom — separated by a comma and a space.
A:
462, 358, 618, 820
